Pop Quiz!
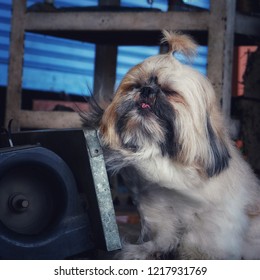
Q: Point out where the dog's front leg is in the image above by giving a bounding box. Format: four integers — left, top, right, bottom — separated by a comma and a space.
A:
117, 201, 181, 259
116, 231, 179, 260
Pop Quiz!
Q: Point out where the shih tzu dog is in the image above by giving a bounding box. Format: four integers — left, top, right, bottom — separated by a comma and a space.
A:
82, 31, 260, 259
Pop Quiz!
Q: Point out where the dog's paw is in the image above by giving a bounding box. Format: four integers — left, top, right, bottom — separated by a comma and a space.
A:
115, 242, 156, 260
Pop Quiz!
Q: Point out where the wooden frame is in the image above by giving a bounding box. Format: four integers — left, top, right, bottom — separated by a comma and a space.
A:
4, 0, 260, 129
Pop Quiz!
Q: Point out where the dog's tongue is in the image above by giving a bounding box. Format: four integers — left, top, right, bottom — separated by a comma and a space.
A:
141, 102, 151, 109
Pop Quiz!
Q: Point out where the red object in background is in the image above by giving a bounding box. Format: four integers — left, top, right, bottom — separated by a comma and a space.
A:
236, 139, 244, 150
232, 46, 258, 97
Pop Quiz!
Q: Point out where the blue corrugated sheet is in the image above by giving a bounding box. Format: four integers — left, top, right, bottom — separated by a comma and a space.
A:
0, 0, 208, 96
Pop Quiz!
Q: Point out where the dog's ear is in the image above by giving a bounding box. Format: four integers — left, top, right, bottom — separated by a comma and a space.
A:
205, 116, 230, 177
80, 97, 104, 129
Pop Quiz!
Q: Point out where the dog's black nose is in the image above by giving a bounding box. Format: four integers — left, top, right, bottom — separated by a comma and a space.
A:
140, 86, 155, 98
140, 76, 159, 98
139, 86, 157, 109
141, 87, 155, 98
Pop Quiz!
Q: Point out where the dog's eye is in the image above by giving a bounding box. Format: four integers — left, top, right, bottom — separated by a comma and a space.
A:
125, 82, 140, 91
123, 84, 139, 92
131, 84, 141, 91
162, 88, 178, 96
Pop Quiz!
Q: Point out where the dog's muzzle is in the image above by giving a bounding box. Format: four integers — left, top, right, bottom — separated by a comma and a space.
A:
139, 86, 158, 109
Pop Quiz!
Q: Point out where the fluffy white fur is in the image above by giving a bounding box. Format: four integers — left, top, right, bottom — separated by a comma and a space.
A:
83, 31, 260, 259
116, 146, 260, 259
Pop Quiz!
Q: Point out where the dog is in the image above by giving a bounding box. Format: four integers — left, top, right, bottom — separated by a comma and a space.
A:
82, 30, 260, 259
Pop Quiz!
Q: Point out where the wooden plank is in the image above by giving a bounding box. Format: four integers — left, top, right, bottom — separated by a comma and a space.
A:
5, 0, 26, 130
207, 0, 235, 117
93, 46, 117, 103
25, 11, 209, 31
221, 0, 236, 117
93, 0, 119, 104
18, 110, 82, 129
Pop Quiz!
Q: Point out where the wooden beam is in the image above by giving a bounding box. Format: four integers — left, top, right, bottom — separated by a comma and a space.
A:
18, 110, 82, 129
94, 44, 118, 103
207, 0, 236, 117
93, 0, 119, 104
221, 0, 236, 117
25, 11, 209, 31
5, 0, 26, 130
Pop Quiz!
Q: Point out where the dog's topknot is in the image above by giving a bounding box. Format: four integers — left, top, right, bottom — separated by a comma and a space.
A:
161, 30, 197, 58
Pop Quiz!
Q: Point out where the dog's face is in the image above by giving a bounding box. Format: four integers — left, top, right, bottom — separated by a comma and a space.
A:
99, 31, 230, 177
